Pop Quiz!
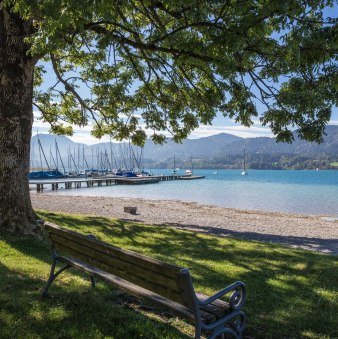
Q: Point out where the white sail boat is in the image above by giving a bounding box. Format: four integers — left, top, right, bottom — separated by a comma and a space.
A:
185, 155, 193, 176
241, 148, 248, 176
172, 155, 177, 174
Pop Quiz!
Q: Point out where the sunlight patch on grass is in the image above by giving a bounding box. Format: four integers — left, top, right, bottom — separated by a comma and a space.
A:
267, 278, 296, 292
314, 287, 338, 304
301, 330, 331, 339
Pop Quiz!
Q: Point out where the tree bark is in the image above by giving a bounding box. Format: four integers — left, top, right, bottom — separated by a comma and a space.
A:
0, 3, 36, 233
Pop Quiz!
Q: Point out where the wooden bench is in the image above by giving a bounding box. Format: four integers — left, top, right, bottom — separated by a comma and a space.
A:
42, 222, 247, 338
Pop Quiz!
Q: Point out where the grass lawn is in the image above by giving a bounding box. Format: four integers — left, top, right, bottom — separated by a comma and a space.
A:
0, 211, 337, 338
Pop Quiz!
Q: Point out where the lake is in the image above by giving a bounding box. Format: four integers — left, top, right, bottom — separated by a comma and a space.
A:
42, 169, 338, 215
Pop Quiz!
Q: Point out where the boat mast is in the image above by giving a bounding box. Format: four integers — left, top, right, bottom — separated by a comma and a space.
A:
49, 146, 57, 169
30, 142, 35, 170
139, 148, 144, 172
37, 133, 50, 171
83, 145, 90, 171
69, 147, 79, 174
243, 148, 246, 172
109, 135, 118, 171
55, 140, 66, 174
130, 144, 141, 172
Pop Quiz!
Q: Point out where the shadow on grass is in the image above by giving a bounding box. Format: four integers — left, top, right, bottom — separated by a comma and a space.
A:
165, 223, 338, 255
2, 210, 337, 338
0, 256, 190, 338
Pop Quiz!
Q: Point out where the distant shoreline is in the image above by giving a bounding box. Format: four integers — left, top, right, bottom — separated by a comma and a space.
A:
31, 193, 338, 255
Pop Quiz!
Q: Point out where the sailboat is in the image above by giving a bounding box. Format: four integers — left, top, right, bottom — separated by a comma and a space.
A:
172, 155, 180, 174
29, 134, 65, 180
241, 149, 248, 176
185, 155, 193, 176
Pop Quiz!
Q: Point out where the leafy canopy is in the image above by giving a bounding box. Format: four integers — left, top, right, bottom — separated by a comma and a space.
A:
5, 0, 338, 144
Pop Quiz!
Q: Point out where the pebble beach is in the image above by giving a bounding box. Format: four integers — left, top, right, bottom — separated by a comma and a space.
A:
31, 194, 338, 255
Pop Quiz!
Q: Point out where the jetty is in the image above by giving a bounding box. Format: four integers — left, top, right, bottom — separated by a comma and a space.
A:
177, 175, 205, 180
29, 174, 205, 192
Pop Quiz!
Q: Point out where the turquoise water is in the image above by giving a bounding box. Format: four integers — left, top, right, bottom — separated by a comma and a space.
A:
47, 169, 338, 215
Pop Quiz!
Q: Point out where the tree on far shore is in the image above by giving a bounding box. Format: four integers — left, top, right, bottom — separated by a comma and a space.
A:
0, 0, 337, 233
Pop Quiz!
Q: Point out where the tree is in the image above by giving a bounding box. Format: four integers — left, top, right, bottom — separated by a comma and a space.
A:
0, 0, 337, 233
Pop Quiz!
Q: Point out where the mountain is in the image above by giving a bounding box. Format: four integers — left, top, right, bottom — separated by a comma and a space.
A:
214, 125, 338, 157
141, 132, 242, 160
31, 134, 79, 155
30, 125, 338, 170
88, 133, 241, 160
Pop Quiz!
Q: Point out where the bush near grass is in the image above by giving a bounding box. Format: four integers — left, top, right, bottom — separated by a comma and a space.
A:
0, 211, 337, 338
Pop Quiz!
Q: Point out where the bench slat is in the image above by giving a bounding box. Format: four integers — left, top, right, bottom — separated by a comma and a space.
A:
197, 293, 231, 324
46, 223, 181, 278
59, 256, 196, 324
50, 233, 180, 292
200, 306, 225, 324
53, 241, 184, 303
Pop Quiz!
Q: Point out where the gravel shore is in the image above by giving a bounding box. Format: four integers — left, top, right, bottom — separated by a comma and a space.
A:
31, 194, 338, 255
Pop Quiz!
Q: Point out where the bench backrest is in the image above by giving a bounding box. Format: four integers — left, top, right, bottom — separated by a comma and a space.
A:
45, 223, 196, 308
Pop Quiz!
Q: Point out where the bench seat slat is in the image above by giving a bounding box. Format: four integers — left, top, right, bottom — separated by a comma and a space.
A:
197, 293, 231, 324
59, 256, 196, 324
196, 293, 230, 311
53, 241, 184, 303
50, 233, 180, 292
46, 223, 181, 278
199, 305, 226, 324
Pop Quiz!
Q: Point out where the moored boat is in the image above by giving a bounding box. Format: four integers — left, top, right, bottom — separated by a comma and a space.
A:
29, 169, 65, 180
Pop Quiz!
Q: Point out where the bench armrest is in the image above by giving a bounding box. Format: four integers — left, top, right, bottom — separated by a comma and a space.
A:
198, 281, 246, 310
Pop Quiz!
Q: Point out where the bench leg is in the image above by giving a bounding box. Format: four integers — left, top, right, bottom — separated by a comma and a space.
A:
194, 321, 202, 339
89, 275, 96, 288
41, 258, 71, 297
207, 311, 246, 339
195, 330, 201, 339
208, 327, 239, 339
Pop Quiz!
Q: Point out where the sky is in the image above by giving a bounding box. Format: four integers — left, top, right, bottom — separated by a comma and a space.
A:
33, 4, 338, 145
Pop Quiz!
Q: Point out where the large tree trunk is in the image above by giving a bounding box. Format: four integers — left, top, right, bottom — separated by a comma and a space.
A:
0, 3, 36, 233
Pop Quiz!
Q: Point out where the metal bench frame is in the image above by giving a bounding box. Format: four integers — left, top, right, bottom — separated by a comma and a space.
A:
42, 223, 247, 338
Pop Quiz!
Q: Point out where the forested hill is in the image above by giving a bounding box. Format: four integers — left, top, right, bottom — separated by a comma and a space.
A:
143, 125, 338, 159
145, 125, 338, 169
214, 125, 338, 156
31, 125, 338, 170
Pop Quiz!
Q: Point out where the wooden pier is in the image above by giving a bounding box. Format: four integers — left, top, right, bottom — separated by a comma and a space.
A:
115, 177, 160, 185
29, 174, 205, 192
177, 175, 205, 180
